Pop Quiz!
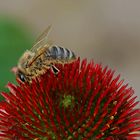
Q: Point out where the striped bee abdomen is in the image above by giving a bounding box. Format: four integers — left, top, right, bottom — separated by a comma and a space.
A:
47, 46, 76, 60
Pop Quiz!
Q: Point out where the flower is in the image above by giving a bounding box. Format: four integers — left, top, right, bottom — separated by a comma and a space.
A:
0, 59, 140, 140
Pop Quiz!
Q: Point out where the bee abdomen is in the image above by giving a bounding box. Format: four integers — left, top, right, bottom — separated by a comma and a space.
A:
47, 46, 76, 60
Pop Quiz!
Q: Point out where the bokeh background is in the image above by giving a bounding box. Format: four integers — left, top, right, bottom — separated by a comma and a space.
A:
0, 0, 140, 107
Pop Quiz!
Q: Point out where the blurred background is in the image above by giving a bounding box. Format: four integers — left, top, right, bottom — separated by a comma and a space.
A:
0, 0, 140, 105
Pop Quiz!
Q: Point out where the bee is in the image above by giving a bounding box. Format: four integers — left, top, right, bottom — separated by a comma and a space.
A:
12, 26, 76, 82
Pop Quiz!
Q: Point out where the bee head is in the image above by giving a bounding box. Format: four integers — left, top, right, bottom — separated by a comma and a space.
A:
12, 50, 35, 82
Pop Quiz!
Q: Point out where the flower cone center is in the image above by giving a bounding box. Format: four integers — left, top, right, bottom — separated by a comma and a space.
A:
60, 95, 75, 109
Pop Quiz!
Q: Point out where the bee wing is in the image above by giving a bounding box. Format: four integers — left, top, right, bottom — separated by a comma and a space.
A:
27, 25, 53, 66
30, 25, 52, 52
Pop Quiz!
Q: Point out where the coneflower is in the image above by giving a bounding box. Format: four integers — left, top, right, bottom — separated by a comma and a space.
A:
0, 59, 140, 140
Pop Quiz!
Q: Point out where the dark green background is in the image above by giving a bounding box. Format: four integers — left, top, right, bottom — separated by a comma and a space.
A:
0, 17, 33, 100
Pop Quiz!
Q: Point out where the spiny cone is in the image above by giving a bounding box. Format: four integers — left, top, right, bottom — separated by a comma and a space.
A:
0, 59, 140, 140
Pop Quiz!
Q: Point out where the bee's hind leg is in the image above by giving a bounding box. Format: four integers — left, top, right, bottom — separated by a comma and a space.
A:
50, 65, 59, 74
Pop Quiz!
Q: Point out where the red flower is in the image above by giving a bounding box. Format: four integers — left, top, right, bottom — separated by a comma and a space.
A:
0, 59, 140, 140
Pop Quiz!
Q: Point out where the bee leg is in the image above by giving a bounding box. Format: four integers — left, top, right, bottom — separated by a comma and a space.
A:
51, 65, 59, 74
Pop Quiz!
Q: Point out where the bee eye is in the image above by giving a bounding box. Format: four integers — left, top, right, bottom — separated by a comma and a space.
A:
18, 72, 26, 82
